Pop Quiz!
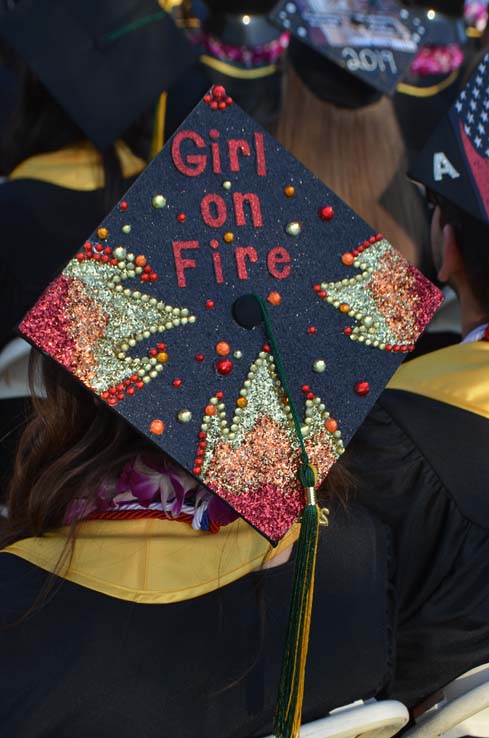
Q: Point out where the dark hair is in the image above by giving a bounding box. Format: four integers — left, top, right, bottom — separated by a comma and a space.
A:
435, 194, 489, 313
0, 352, 353, 551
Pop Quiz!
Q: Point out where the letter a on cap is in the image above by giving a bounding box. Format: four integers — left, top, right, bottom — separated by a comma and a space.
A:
433, 152, 460, 182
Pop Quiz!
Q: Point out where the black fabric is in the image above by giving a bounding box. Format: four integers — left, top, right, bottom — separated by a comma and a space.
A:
0, 0, 196, 150
346, 389, 489, 707
0, 177, 138, 349
0, 504, 394, 738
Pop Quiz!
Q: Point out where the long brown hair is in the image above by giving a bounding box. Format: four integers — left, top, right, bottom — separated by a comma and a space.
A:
275, 65, 427, 265
0, 353, 353, 551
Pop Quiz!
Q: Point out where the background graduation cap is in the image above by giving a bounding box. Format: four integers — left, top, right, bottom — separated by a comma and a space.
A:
18, 83, 442, 738
270, 0, 428, 96
0, 0, 198, 151
195, 0, 288, 127
410, 51, 489, 224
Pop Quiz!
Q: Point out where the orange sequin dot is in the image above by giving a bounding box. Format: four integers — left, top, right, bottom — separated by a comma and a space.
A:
283, 185, 295, 197
97, 227, 109, 240
325, 418, 338, 433
205, 404, 217, 416
237, 397, 247, 408
215, 341, 231, 356
341, 253, 355, 266
339, 303, 350, 313
223, 232, 234, 243
150, 419, 165, 435
156, 352, 169, 364
267, 291, 282, 306
135, 255, 147, 267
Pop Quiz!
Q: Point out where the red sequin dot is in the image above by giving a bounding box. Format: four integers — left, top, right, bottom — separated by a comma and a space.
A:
141, 274, 149, 282
210, 101, 218, 110
385, 344, 393, 352
307, 326, 317, 334
301, 385, 310, 393
193, 466, 202, 475
195, 353, 205, 362
262, 344, 271, 353
306, 392, 315, 400
343, 326, 353, 335
149, 273, 158, 281
108, 397, 117, 406
172, 378, 182, 388
354, 381, 370, 397
198, 431, 207, 439
117, 392, 125, 401
119, 201, 128, 211
319, 206, 334, 221
205, 300, 215, 309
213, 85, 226, 99
149, 348, 157, 357
83, 242, 92, 251
313, 284, 322, 293
216, 359, 233, 376
101, 391, 109, 400
177, 213, 186, 222
204, 94, 211, 104
126, 386, 135, 396
76, 253, 85, 262
216, 391, 224, 400
157, 343, 166, 351
369, 236, 376, 244
95, 243, 103, 252
318, 290, 327, 299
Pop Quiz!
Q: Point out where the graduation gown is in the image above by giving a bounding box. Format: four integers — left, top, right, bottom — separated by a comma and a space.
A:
0, 504, 394, 738
346, 340, 489, 707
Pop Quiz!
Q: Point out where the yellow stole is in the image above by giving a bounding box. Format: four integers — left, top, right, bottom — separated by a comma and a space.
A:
387, 341, 489, 419
1, 518, 299, 604
9, 140, 145, 191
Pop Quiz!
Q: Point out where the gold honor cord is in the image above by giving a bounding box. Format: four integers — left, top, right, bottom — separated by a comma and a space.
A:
396, 69, 459, 98
150, 91, 168, 161
200, 54, 278, 79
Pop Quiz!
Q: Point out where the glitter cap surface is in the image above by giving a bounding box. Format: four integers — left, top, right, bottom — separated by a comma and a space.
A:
410, 51, 489, 225
270, 0, 428, 96
18, 86, 443, 542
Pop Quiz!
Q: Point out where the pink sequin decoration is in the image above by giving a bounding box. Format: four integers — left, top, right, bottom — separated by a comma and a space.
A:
203, 415, 338, 542
20, 276, 78, 371
367, 250, 443, 344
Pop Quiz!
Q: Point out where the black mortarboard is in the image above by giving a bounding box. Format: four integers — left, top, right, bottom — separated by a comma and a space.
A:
198, 0, 288, 126
18, 84, 442, 543
0, 0, 197, 150
410, 51, 489, 223
270, 0, 428, 96
17, 83, 442, 738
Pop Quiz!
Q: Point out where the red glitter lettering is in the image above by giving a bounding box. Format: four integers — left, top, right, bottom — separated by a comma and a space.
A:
172, 241, 199, 287
201, 194, 227, 227
212, 250, 225, 284
228, 139, 251, 172
267, 247, 291, 280
254, 132, 266, 176
172, 131, 207, 177
235, 246, 259, 280
233, 192, 263, 227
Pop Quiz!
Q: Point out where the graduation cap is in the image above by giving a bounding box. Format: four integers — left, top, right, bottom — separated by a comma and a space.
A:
270, 0, 428, 96
410, 51, 489, 223
0, 0, 198, 150
18, 84, 442, 737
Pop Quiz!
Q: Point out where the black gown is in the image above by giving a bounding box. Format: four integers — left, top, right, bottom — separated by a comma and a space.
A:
0, 504, 394, 738
346, 341, 489, 707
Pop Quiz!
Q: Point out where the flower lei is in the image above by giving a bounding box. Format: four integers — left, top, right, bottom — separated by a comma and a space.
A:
197, 30, 290, 69
64, 455, 238, 533
410, 44, 464, 77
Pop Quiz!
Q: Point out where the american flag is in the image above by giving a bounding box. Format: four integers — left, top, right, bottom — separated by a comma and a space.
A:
453, 52, 489, 219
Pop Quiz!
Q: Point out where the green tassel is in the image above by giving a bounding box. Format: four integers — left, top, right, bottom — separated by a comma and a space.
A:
274, 464, 321, 738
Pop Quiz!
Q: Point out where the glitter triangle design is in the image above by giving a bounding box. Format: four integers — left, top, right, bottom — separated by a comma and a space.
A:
194, 351, 344, 541
316, 237, 443, 352
20, 243, 195, 399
